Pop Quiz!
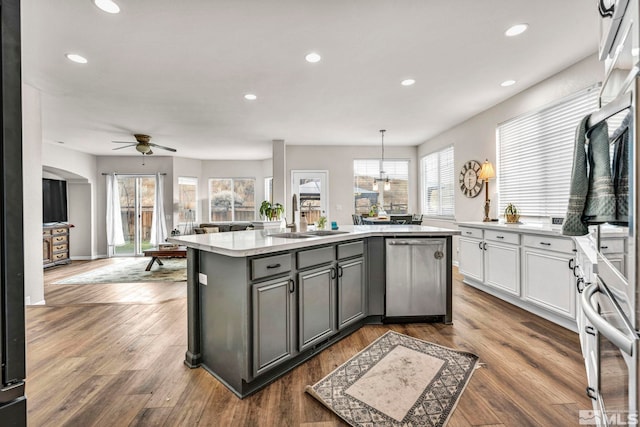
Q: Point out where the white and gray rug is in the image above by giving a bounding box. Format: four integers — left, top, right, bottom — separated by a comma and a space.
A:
52, 257, 187, 285
305, 330, 478, 426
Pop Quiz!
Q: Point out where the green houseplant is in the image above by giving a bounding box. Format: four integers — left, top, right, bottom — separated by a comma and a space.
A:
504, 203, 520, 223
259, 201, 284, 221
317, 216, 327, 230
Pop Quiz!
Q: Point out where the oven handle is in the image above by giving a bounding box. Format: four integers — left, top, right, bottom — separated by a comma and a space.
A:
581, 282, 636, 356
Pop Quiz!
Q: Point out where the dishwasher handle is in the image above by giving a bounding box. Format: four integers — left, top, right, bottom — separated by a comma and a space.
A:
387, 239, 441, 246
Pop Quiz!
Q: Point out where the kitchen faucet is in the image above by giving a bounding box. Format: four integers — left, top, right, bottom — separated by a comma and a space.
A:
286, 194, 298, 231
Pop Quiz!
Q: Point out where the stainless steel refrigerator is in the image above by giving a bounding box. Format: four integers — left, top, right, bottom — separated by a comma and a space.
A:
0, 0, 27, 424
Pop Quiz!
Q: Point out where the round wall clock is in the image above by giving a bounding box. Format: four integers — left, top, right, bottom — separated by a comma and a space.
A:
459, 160, 483, 198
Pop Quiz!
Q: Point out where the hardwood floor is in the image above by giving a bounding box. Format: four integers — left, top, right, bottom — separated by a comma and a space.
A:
28, 260, 591, 426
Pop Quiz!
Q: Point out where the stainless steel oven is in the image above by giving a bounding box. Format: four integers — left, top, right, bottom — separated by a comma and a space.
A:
582, 256, 639, 425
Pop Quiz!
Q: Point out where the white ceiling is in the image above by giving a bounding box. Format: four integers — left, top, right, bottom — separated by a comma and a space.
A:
21, 1, 598, 160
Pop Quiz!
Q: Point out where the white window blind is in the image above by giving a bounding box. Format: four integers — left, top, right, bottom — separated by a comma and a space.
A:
421, 146, 454, 217
497, 86, 599, 217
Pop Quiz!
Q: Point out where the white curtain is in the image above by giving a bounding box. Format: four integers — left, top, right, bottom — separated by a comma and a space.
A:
106, 174, 125, 250
150, 173, 168, 245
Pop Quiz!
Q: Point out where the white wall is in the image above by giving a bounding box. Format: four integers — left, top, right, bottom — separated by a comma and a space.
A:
22, 84, 44, 305
286, 145, 419, 226
417, 54, 603, 261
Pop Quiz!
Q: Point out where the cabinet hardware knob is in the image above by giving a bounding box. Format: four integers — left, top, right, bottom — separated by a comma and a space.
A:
576, 277, 585, 293
483, 242, 487, 251
586, 386, 597, 400
540, 242, 551, 246
331, 267, 337, 279
289, 279, 295, 293
465, 231, 472, 234
338, 266, 344, 277
496, 236, 504, 239
568, 259, 574, 270
600, 246, 608, 249
478, 242, 483, 250
266, 263, 281, 269
434, 250, 444, 259
585, 325, 596, 336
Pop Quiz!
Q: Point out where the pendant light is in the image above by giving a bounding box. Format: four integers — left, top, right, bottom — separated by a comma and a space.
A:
373, 129, 390, 191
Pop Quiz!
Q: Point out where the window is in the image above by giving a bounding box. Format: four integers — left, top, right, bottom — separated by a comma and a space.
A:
178, 177, 198, 226
497, 86, 599, 217
264, 177, 273, 204
421, 146, 454, 217
353, 160, 409, 214
208, 178, 256, 222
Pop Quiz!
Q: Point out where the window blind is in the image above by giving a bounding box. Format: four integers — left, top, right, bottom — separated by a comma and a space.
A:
421, 146, 454, 217
497, 86, 599, 217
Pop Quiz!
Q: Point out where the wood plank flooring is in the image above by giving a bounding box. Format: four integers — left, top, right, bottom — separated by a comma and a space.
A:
28, 259, 591, 426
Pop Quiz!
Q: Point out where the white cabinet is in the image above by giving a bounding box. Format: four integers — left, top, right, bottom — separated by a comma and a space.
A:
484, 230, 520, 296
458, 227, 484, 282
457, 223, 577, 331
521, 235, 576, 320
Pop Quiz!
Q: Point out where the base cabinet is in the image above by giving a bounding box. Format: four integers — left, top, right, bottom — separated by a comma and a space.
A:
252, 277, 295, 377
298, 265, 337, 351
43, 225, 70, 268
459, 236, 484, 282
337, 257, 366, 329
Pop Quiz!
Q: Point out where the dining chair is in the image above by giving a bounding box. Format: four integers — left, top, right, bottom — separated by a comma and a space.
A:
411, 214, 423, 225
352, 214, 364, 225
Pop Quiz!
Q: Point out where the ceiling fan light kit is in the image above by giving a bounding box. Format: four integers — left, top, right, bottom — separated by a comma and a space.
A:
112, 133, 177, 156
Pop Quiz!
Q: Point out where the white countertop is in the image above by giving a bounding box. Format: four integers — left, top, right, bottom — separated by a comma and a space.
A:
167, 224, 460, 257
456, 221, 628, 238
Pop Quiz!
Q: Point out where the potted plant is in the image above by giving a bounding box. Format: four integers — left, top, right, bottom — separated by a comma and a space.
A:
504, 203, 520, 223
259, 201, 284, 220
317, 216, 327, 230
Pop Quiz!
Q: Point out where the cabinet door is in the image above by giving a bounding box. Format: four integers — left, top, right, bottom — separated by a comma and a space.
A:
338, 258, 365, 329
484, 242, 520, 296
298, 265, 336, 351
459, 237, 484, 282
42, 237, 52, 264
252, 277, 294, 377
522, 248, 576, 319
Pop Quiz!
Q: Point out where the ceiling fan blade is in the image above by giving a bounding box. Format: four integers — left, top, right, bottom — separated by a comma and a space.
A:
148, 142, 177, 152
112, 140, 136, 144
112, 144, 136, 150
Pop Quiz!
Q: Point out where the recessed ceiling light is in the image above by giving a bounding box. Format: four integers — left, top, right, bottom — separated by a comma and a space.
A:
65, 53, 88, 64
244, 94, 257, 100
500, 79, 516, 87
305, 52, 321, 63
93, 0, 120, 14
505, 24, 528, 37
401, 79, 416, 86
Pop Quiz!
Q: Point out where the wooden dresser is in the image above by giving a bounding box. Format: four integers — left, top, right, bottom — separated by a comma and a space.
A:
43, 224, 70, 268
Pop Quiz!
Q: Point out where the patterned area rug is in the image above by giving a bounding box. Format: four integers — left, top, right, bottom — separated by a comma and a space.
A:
52, 257, 187, 285
305, 331, 478, 426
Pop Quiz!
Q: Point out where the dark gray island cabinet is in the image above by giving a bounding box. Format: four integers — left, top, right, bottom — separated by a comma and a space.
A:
169, 225, 458, 398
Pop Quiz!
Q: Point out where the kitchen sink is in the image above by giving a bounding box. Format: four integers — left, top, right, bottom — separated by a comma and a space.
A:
268, 232, 315, 239
303, 230, 349, 236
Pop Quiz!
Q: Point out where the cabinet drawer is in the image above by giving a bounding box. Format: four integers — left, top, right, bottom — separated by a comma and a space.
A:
297, 246, 334, 269
52, 252, 68, 261
599, 238, 625, 254
485, 230, 519, 245
459, 227, 482, 239
523, 234, 574, 253
53, 227, 68, 235
251, 254, 291, 280
52, 235, 68, 244
42, 229, 52, 236
337, 241, 364, 260
53, 244, 68, 252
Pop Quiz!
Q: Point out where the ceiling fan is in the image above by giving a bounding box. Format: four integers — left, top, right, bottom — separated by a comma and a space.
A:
112, 134, 177, 155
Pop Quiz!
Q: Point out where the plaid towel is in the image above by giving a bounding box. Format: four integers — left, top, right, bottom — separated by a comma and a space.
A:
610, 112, 631, 225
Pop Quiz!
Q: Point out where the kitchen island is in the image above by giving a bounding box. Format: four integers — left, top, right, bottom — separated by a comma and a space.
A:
169, 224, 459, 398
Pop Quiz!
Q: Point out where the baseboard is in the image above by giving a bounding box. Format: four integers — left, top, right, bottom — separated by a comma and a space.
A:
25, 297, 45, 306
70, 255, 107, 261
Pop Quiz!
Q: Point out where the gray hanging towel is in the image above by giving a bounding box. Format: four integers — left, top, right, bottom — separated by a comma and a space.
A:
610, 111, 631, 225
562, 116, 591, 236
562, 116, 616, 236
583, 117, 616, 225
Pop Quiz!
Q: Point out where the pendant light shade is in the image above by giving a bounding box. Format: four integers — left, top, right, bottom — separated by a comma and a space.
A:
374, 129, 390, 191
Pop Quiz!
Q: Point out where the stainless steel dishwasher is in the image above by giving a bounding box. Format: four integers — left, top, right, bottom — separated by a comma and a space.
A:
385, 238, 447, 322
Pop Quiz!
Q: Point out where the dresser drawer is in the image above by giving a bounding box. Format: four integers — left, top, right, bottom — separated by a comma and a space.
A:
53, 227, 68, 235
52, 252, 68, 261
599, 238, 625, 254
523, 234, 574, 253
485, 230, 519, 245
52, 235, 68, 244
459, 227, 483, 239
251, 254, 292, 280
52, 243, 68, 252
297, 245, 334, 269
42, 229, 52, 236
337, 241, 364, 260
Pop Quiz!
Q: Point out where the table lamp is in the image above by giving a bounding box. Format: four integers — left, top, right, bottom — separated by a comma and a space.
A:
478, 159, 495, 222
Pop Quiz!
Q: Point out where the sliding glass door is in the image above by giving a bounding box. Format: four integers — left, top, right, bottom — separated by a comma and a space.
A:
114, 175, 156, 256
